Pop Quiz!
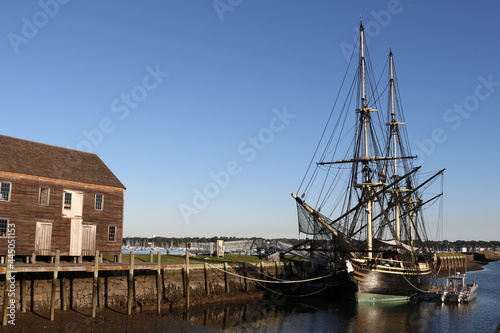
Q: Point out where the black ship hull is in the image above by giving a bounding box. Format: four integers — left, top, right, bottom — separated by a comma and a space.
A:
347, 258, 434, 302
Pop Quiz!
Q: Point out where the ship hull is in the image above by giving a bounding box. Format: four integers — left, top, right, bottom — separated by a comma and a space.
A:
347, 259, 434, 302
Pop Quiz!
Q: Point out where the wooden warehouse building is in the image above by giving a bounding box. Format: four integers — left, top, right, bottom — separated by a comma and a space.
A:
0, 135, 125, 261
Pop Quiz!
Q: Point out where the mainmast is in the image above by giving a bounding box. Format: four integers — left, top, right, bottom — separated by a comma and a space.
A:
357, 23, 377, 259
388, 51, 402, 240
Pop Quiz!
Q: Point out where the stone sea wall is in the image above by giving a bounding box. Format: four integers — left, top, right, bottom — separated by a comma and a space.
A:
0, 262, 287, 312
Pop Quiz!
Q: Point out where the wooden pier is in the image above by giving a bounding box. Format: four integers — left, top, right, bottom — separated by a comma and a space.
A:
0, 251, 284, 324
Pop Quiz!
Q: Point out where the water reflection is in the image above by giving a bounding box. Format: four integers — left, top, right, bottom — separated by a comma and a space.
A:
197, 262, 495, 332
165, 296, 479, 333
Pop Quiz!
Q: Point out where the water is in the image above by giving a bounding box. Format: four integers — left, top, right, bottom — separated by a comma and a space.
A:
175, 261, 500, 333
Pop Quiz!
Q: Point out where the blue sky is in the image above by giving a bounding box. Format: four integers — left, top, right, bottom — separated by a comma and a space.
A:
1, 1, 499, 241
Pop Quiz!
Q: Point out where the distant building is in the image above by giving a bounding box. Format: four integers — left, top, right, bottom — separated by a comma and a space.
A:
0, 135, 125, 261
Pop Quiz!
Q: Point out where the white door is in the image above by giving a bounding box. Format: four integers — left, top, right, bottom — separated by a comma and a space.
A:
81, 224, 97, 256
62, 190, 83, 218
35, 221, 53, 255
69, 218, 83, 256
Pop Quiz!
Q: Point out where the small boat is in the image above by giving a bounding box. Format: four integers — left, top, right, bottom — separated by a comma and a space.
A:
437, 273, 478, 303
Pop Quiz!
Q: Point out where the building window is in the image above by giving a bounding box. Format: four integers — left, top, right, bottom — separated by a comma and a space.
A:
95, 194, 104, 210
0, 182, 11, 202
39, 187, 50, 205
108, 225, 117, 242
0, 219, 7, 237
64, 192, 72, 210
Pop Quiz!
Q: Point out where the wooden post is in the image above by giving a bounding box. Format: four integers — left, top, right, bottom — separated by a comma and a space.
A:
98, 277, 104, 308
224, 262, 230, 293
149, 250, 154, 263
242, 263, 248, 292
60, 278, 67, 311
21, 278, 27, 312
50, 250, 60, 321
185, 248, 190, 309
92, 250, 99, 318
2, 256, 11, 325
156, 251, 161, 316
127, 251, 135, 315
204, 262, 210, 295
118, 253, 122, 263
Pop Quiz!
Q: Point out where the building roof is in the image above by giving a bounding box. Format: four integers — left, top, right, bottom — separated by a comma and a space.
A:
0, 135, 125, 189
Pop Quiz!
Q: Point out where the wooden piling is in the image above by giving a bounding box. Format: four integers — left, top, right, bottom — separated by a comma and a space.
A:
204, 263, 210, 295
21, 278, 27, 312
127, 251, 135, 315
60, 278, 67, 311
156, 251, 161, 315
92, 250, 99, 318
224, 262, 230, 293
50, 250, 60, 321
149, 250, 154, 263
242, 263, 248, 292
98, 277, 104, 308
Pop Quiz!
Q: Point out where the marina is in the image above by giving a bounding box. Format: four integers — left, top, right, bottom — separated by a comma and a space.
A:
2, 1, 500, 331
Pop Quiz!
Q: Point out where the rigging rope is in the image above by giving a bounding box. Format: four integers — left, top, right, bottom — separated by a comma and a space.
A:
206, 263, 335, 284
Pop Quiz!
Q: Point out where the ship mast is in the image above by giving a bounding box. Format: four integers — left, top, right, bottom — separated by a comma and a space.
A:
357, 23, 377, 259
388, 51, 402, 240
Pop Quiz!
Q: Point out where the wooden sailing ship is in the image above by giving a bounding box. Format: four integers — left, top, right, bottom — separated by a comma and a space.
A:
291, 22, 445, 302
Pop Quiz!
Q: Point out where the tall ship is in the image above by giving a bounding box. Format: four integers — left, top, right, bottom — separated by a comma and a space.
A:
291, 22, 445, 302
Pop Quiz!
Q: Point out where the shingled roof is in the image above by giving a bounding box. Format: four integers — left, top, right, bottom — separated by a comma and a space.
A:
0, 135, 125, 189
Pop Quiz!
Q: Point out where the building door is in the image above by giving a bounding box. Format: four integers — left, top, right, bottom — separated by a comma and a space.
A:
81, 224, 97, 256
62, 190, 83, 218
63, 189, 85, 256
35, 221, 53, 255
69, 218, 83, 256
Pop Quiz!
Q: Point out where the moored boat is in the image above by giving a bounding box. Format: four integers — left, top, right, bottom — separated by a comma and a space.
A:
437, 273, 478, 303
291, 21, 444, 302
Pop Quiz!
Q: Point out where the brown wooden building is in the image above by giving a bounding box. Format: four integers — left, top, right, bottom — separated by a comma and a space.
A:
0, 135, 125, 260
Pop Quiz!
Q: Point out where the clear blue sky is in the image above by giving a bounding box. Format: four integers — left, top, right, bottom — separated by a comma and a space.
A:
1, 1, 499, 241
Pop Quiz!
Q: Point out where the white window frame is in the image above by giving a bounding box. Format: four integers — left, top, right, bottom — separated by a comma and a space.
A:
38, 186, 50, 206
95, 194, 104, 211
0, 182, 12, 202
108, 225, 117, 242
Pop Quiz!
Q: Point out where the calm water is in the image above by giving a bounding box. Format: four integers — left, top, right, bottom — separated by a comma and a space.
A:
172, 260, 500, 333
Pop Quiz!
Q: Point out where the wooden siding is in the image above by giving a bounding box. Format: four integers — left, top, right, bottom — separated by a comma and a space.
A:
0, 171, 124, 256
